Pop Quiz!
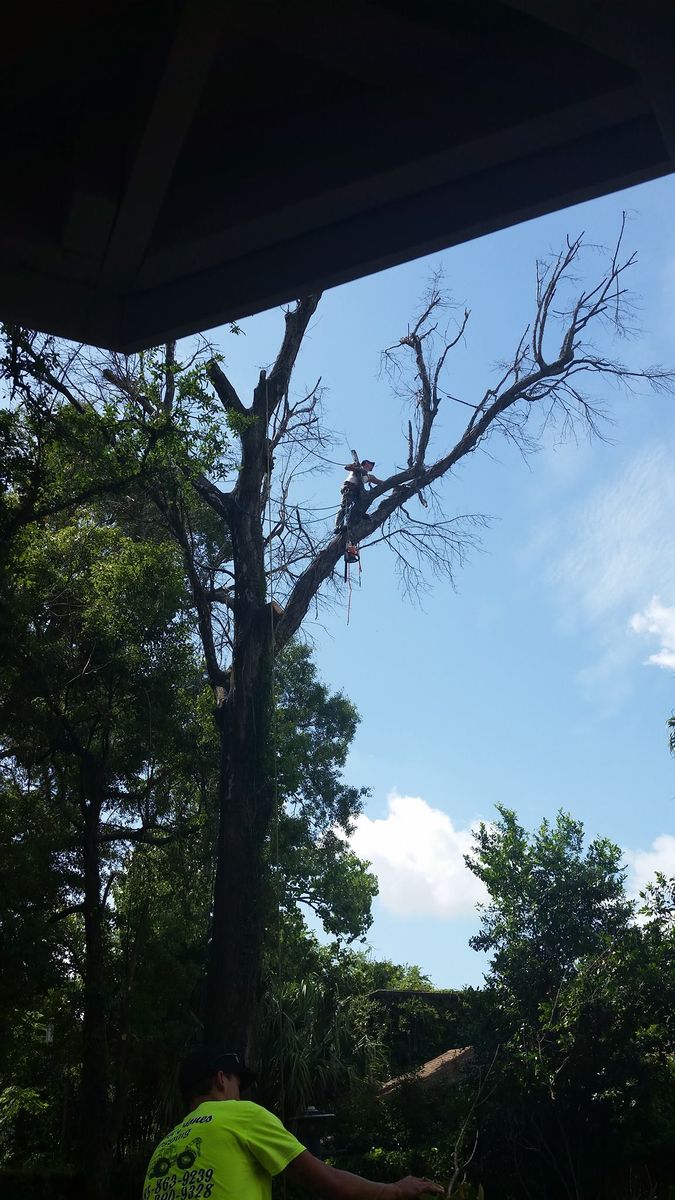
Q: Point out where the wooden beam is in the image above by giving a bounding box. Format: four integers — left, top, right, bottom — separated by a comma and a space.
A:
503, 0, 675, 167
120, 108, 668, 352
98, 0, 228, 290
134, 79, 651, 292
614, 0, 675, 165
500, 0, 633, 64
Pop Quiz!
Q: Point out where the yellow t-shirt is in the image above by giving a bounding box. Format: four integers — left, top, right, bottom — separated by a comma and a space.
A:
143, 1100, 305, 1200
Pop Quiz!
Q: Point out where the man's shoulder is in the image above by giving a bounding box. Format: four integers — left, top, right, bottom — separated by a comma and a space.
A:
234, 1101, 279, 1121
230, 1101, 289, 1136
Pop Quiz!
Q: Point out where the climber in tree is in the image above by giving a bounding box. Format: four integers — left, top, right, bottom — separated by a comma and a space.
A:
335, 456, 383, 532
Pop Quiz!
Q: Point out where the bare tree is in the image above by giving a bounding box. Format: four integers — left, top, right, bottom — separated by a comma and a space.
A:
4, 223, 672, 1055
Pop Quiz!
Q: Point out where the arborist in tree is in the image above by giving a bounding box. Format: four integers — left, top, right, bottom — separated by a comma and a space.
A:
334, 455, 382, 532
143, 1046, 444, 1200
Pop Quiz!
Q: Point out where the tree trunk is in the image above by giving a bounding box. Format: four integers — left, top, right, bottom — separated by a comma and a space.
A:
204, 618, 274, 1051
199, 298, 321, 1050
79, 783, 112, 1199
111, 896, 149, 1149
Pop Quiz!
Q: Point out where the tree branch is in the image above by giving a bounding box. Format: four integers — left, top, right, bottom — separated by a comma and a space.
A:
98, 824, 193, 845
279, 227, 674, 640
154, 494, 229, 688
254, 295, 321, 417
49, 903, 86, 923
207, 361, 246, 416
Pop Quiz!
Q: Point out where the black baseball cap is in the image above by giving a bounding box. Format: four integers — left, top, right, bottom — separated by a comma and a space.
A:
179, 1045, 256, 1100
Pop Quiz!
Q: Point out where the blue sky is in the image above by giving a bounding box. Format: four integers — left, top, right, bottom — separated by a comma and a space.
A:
212, 174, 675, 989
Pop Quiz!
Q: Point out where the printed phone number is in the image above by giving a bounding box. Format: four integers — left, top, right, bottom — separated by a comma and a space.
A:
145, 1170, 215, 1200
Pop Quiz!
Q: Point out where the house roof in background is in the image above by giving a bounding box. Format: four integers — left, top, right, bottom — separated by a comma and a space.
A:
381, 1046, 475, 1095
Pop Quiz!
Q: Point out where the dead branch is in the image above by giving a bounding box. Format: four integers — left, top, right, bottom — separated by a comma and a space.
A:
260, 295, 322, 415
207, 360, 246, 416
276, 226, 674, 646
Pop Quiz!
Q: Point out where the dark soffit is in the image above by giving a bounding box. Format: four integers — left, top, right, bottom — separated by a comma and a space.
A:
1, 0, 673, 351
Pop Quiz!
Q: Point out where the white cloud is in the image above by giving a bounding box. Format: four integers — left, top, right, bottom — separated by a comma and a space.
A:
625, 834, 675, 896
347, 796, 675, 925
531, 443, 675, 701
551, 445, 675, 623
630, 597, 675, 670
348, 792, 487, 919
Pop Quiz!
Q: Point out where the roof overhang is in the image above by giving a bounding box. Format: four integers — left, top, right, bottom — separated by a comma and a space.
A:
2, 0, 674, 351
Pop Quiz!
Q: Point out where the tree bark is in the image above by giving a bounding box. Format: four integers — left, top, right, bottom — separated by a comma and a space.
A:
203, 461, 275, 1050
204, 661, 273, 1051
79, 770, 112, 1199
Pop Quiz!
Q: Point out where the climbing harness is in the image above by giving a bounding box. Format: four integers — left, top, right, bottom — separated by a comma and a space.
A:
335, 450, 375, 533
336, 452, 373, 622
336, 486, 362, 532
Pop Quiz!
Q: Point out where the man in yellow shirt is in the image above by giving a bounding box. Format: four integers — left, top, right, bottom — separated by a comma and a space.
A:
143, 1047, 444, 1200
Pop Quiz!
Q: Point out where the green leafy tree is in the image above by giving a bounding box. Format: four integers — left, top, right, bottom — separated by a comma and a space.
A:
0, 769, 83, 1169
91, 640, 378, 1166
0, 347, 383, 1188
0, 513, 206, 1194
467, 806, 633, 1018
273, 642, 376, 942
464, 809, 674, 1199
